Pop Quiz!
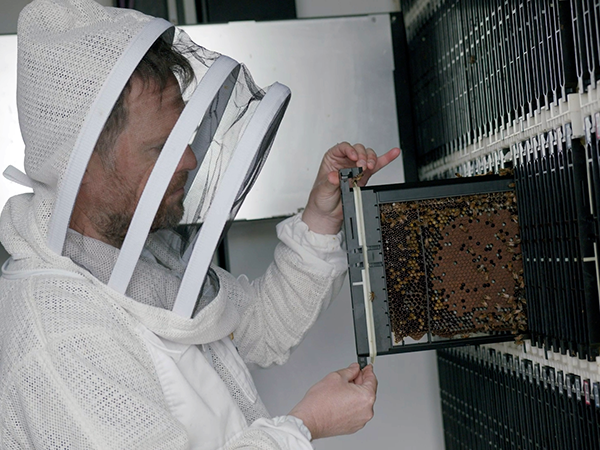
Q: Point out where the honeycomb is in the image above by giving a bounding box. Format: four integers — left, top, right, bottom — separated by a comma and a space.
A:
380, 191, 526, 344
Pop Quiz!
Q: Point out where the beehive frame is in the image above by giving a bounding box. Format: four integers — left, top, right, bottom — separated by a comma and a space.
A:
340, 168, 527, 365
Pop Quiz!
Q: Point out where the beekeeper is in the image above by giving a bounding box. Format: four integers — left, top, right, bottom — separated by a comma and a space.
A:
0, 0, 400, 449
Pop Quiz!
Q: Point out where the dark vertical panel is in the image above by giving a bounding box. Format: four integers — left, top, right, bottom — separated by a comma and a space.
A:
391, 12, 419, 182
197, 0, 296, 24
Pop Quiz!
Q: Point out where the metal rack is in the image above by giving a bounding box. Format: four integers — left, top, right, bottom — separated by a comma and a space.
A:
512, 124, 600, 360
438, 344, 600, 450
399, 0, 600, 360
409, 0, 581, 179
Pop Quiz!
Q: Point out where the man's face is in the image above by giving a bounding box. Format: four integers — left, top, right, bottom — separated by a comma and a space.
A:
75, 74, 198, 247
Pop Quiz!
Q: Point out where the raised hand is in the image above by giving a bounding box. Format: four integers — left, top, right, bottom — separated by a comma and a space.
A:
302, 142, 401, 234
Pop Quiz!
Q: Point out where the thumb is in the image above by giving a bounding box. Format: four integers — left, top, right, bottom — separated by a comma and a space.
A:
319, 170, 340, 193
359, 365, 378, 391
337, 363, 361, 382
324, 170, 341, 188
310, 171, 340, 200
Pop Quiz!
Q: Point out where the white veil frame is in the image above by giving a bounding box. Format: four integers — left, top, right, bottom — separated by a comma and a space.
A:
173, 83, 291, 318
108, 55, 241, 294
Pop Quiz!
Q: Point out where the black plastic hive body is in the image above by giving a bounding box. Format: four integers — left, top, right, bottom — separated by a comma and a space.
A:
512, 123, 600, 360
340, 170, 526, 359
405, 0, 579, 167
395, 0, 600, 447
438, 347, 600, 450
398, 0, 600, 360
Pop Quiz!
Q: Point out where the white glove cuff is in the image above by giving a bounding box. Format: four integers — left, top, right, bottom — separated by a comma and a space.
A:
253, 415, 313, 448
276, 213, 346, 275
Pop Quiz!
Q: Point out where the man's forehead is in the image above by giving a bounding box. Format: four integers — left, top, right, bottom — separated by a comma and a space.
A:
126, 74, 185, 111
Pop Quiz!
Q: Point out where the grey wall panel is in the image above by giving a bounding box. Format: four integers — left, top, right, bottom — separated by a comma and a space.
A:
0, 242, 8, 267
182, 15, 404, 221
295, 0, 400, 19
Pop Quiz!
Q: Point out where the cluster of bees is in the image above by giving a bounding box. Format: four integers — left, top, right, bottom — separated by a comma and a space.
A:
379, 190, 527, 345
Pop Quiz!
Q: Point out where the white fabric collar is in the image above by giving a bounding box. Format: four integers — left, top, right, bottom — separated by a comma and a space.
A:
61, 228, 240, 345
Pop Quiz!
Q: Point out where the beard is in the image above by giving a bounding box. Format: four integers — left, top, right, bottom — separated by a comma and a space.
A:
94, 171, 188, 248
151, 173, 187, 231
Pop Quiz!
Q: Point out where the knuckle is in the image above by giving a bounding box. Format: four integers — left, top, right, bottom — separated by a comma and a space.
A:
364, 390, 376, 406
329, 372, 343, 382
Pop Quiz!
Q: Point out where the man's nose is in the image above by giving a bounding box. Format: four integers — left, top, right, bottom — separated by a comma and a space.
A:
178, 145, 198, 172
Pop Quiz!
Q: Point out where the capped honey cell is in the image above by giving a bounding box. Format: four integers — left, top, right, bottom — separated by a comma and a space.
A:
379, 191, 526, 344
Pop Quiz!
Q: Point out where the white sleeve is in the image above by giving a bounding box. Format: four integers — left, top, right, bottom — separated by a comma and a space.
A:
225, 416, 313, 450
275, 213, 347, 274
232, 214, 347, 367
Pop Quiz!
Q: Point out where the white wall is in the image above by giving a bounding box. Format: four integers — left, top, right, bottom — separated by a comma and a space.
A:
182, 16, 403, 222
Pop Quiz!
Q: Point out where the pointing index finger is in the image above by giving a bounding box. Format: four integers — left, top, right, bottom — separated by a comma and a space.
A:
374, 147, 401, 173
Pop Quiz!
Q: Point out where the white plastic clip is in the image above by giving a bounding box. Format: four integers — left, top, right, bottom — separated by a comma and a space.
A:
352, 181, 377, 365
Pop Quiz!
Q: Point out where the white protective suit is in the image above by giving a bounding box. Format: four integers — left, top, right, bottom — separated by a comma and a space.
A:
0, 1, 347, 449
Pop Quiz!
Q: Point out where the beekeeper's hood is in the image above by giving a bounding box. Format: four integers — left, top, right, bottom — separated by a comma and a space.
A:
2, 0, 290, 319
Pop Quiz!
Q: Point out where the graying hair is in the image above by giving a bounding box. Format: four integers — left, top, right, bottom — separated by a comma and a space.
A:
94, 34, 195, 166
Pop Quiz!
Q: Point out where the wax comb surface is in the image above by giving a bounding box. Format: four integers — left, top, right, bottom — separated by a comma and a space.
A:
380, 191, 525, 344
